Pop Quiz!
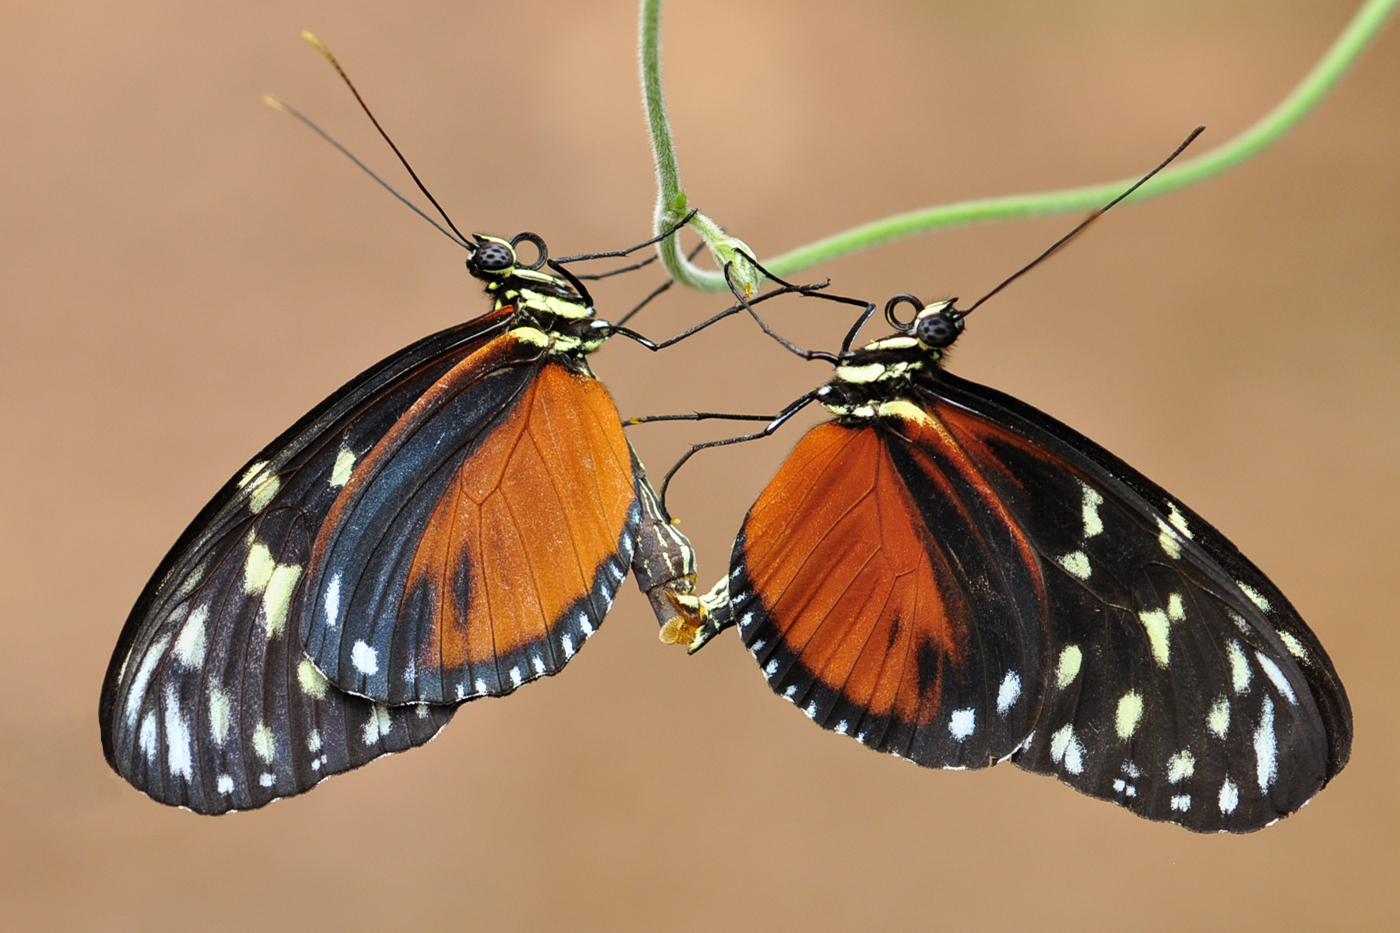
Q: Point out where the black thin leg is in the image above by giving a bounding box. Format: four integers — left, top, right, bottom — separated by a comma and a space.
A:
609, 279, 833, 351
839, 301, 880, 354
723, 264, 840, 364
658, 392, 821, 512
552, 209, 700, 264
613, 241, 708, 326
625, 411, 778, 427
547, 258, 597, 310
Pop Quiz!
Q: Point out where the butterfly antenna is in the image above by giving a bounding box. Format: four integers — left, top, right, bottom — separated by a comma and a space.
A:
302, 31, 473, 248
263, 95, 471, 249
963, 125, 1206, 316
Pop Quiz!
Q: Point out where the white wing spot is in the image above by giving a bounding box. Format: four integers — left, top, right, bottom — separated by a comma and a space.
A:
750, 639, 766, 656
1057, 551, 1091, 580
783, 685, 797, 699
739, 611, 755, 629
1139, 609, 1171, 668
351, 641, 379, 676
803, 703, 818, 719
329, 446, 355, 488
237, 461, 269, 488
474, 678, 487, 695
297, 659, 329, 700
1228, 641, 1251, 695
1254, 697, 1278, 792
164, 687, 192, 780
996, 671, 1022, 715
173, 606, 209, 670
1167, 593, 1185, 622
216, 774, 235, 795
1157, 519, 1182, 559
1167, 503, 1193, 539
764, 659, 779, 678
138, 712, 158, 761
579, 615, 595, 637
561, 634, 575, 659
1122, 761, 1142, 779
1238, 581, 1272, 613
509, 666, 523, 687
124, 635, 171, 727
248, 474, 281, 514
1115, 691, 1144, 739
261, 563, 303, 638
532, 655, 546, 676
415, 704, 429, 719
1170, 795, 1191, 813
1255, 653, 1298, 704
307, 729, 322, 752
251, 723, 275, 763
1278, 631, 1309, 662
1219, 778, 1239, 814
949, 708, 976, 741
1080, 483, 1105, 538
1207, 697, 1230, 738
259, 772, 275, 788
362, 705, 392, 746
323, 575, 342, 629
835, 721, 849, 735
208, 686, 231, 746
1055, 646, 1083, 689
1113, 779, 1126, 792
1050, 723, 1085, 775
243, 539, 276, 595
1166, 749, 1195, 783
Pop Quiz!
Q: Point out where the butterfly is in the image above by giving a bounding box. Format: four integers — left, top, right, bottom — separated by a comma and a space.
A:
99, 230, 707, 814
670, 277, 1353, 834
654, 129, 1353, 832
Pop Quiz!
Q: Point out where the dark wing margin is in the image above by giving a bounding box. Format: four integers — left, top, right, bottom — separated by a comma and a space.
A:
922, 370, 1350, 831
100, 310, 513, 812
302, 344, 641, 706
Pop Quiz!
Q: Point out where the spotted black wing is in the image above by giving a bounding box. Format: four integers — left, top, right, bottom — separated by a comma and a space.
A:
923, 370, 1350, 832
301, 333, 642, 705
99, 309, 515, 812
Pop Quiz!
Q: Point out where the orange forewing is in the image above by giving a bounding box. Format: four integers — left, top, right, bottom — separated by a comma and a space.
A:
742, 422, 968, 724
412, 361, 636, 669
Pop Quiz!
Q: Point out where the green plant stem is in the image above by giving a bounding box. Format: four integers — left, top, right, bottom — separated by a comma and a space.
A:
639, 0, 1397, 291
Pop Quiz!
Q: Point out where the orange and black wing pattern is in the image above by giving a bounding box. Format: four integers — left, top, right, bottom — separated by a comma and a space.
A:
728, 414, 1047, 770
728, 369, 1350, 832
301, 330, 641, 705
99, 311, 514, 813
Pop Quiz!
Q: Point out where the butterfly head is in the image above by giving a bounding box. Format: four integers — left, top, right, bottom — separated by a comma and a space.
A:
883, 294, 965, 351
467, 232, 595, 326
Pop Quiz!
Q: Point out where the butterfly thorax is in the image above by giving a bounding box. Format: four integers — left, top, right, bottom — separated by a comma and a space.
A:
469, 234, 609, 358
820, 299, 965, 424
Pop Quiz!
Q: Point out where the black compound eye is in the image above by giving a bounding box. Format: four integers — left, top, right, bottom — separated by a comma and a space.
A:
474, 242, 515, 272
916, 310, 962, 348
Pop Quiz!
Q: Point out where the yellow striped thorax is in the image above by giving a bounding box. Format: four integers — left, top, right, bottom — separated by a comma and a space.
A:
466, 234, 608, 356
819, 297, 964, 423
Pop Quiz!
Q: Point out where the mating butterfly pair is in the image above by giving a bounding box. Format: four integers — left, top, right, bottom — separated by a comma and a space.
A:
99, 93, 1350, 829
101, 221, 1351, 831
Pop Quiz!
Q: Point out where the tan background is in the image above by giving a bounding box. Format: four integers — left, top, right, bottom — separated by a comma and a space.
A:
3, 1, 1397, 929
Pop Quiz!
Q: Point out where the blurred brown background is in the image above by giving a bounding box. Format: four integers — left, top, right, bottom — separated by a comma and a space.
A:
3, 0, 1397, 929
